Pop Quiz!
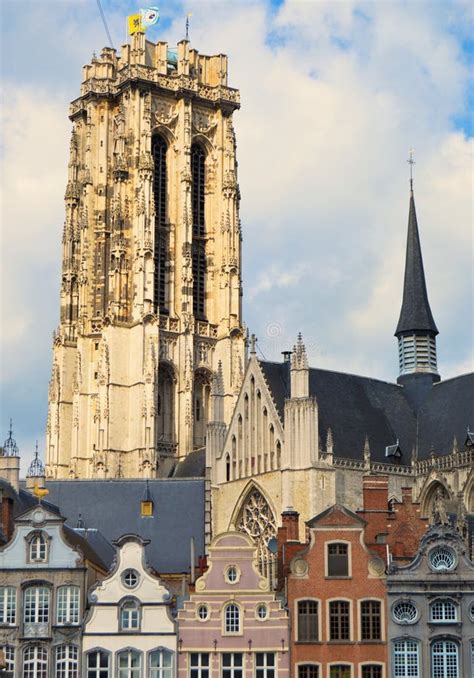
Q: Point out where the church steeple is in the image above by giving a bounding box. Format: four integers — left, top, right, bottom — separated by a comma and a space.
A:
395, 154, 439, 380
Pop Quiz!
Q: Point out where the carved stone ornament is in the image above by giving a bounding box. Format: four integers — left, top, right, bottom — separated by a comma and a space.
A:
290, 557, 309, 577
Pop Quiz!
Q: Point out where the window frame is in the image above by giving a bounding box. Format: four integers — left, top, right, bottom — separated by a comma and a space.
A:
255, 652, 275, 678
54, 643, 79, 678
392, 638, 420, 678
222, 602, 242, 636
23, 584, 50, 625
22, 644, 48, 678
326, 541, 351, 578
119, 598, 141, 632
196, 603, 210, 622
224, 565, 240, 585
359, 599, 383, 642
296, 663, 321, 678
429, 599, 458, 624
327, 599, 352, 642
148, 647, 174, 678
0, 644, 15, 674
221, 652, 243, 678
296, 598, 319, 643
430, 638, 459, 678
26, 531, 49, 563
189, 652, 210, 678
56, 585, 80, 626
255, 602, 269, 622
0, 585, 16, 625
85, 647, 111, 678
359, 663, 385, 678
327, 663, 353, 678
391, 600, 419, 625
116, 648, 142, 678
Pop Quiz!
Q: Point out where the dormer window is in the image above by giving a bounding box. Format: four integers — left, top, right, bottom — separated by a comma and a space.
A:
28, 532, 47, 563
385, 440, 402, 458
141, 480, 154, 517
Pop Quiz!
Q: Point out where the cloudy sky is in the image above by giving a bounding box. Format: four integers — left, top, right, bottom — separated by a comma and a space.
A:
0, 0, 472, 472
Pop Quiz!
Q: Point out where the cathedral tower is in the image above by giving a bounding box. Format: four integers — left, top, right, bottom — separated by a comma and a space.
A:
46, 35, 245, 479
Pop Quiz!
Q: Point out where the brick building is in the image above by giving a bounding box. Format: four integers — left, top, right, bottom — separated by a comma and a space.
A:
283, 505, 387, 678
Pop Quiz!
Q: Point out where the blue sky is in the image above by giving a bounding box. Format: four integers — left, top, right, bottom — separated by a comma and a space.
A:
0, 0, 472, 472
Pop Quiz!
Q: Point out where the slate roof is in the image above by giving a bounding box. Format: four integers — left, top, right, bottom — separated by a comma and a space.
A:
395, 191, 438, 336
42, 479, 206, 574
0, 478, 61, 517
173, 448, 206, 478
259, 361, 474, 463
63, 525, 113, 571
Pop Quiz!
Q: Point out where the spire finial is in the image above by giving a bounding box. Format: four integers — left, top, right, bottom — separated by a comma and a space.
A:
185, 12, 192, 40
407, 148, 415, 194
3, 419, 19, 457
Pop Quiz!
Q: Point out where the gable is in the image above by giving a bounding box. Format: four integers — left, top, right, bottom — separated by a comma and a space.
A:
307, 504, 367, 529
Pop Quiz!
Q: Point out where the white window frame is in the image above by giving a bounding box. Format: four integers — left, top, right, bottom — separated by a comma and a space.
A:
255, 602, 269, 622
148, 648, 173, 678
119, 600, 140, 631
85, 648, 111, 678
223, 602, 242, 635
56, 586, 80, 625
0, 586, 16, 625
255, 652, 276, 678
189, 652, 210, 678
29, 532, 47, 563
55, 644, 78, 678
24, 586, 50, 624
429, 599, 458, 623
117, 649, 142, 678
392, 638, 420, 678
1, 645, 15, 673
195, 603, 210, 622
431, 639, 459, 678
221, 652, 243, 678
23, 644, 48, 678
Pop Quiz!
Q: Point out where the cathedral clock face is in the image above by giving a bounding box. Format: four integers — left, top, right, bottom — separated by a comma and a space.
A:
32, 509, 45, 525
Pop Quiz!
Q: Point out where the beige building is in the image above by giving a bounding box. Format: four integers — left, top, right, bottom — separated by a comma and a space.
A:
46, 34, 245, 479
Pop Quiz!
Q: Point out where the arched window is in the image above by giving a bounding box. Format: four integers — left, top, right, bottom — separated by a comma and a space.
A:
55, 645, 78, 678
224, 603, 240, 634
157, 363, 175, 443
86, 649, 110, 678
193, 371, 211, 448
431, 640, 458, 678
149, 649, 173, 678
24, 586, 50, 624
57, 585, 80, 625
191, 143, 206, 318
429, 599, 458, 622
117, 650, 141, 678
393, 639, 420, 678
226, 454, 231, 482
152, 134, 168, 313
29, 532, 47, 562
0, 586, 16, 624
120, 600, 140, 630
23, 645, 48, 678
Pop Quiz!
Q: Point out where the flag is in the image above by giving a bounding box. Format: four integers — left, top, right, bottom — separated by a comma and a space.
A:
128, 13, 143, 35
140, 7, 160, 27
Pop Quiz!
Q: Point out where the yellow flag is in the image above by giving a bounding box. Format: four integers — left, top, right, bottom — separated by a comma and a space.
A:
128, 13, 143, 35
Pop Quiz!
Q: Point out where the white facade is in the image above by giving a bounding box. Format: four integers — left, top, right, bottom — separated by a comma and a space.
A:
82, 535, 177, 677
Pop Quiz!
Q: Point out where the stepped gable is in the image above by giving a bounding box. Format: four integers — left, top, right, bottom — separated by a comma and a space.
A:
42, 478, 206, 573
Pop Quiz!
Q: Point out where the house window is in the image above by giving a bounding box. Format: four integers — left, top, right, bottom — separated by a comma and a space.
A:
431, 640, 459, 678
122, 570, 140, 589
224, 603, 240, 633
329, 601, 350, 641
393, 639, 420, 678
0, 586, 16, 624
120, 600, 140, 630
197, 604, 209, 621
24, 586, 50, 624
55, 645, 78, 678
23, 645, 48, 678
256, 603, 268, 621
329, 667, 351, 678
327, 543, 349, 577
117, 650, 141, 678
149, 649, 173, 678
57, 586, 80, 625
86, 650, 110, 678
429, 546, 456, 572
297, 600, 318, 641
141, 501, 153, 516
221, 653, 243, 678
361, 666, 382, 678
1, 645, 15, 674
298, 666, 319, 678
392, 601, 418, 624
29, 533, 47, 562
190, 653, 209, 678
255, 653, 275, 678
361, 601, 382, 640
429, 600, 457, 622
225, 566, 239, 584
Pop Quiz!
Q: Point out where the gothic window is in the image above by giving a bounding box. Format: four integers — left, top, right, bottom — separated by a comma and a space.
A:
117, 650, 141, 678
193, 371, 211, 449
297, 600, 318, 642
431, 640, 459, 678
120, 600, 140, 630
329, 601, 350, 641
0, 586, 16, 624
157, 363, 175, 443
190, 653, 209, 678
149, 649, 173, 678
224, 603, 240, 634
255, 653, 275, 678
222, 653, 243, 678
237, 488, 277, 578
393, 639, 420, 678
152, 134, 168, 313
23, 645, 48, 678
86, 649, 110, 678
55, 645, 78, 678
57, 585, 80, 625
327, 543, 349, 577
24, 586, 50, 624
360, 601, 382, 641
191, 143, 206, 318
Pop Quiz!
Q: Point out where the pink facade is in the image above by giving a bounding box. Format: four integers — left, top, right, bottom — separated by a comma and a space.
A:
178, 532, 290, 678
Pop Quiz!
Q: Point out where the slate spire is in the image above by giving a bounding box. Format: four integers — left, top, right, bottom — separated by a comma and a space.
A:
395, 160, 439, 380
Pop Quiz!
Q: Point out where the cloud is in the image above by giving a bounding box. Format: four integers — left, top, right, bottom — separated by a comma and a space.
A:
0, 0, 472, 464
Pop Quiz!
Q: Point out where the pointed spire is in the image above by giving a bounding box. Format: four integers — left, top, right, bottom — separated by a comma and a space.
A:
2, 420, 19, 457
27, 442, 45, 478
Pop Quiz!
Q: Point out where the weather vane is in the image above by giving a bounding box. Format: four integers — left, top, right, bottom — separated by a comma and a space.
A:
407, 148, 415, 191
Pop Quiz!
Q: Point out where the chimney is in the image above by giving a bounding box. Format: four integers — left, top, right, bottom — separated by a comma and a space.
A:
0, 489, 15, 542
281, 509, 300, 541
362, 475, 389, 511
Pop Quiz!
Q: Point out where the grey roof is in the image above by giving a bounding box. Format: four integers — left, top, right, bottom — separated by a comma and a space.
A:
395, 190, 438, 336
0, 478, 61, 517
173, 448, 206, 478
42, 479, 206, 574
259, 361, 474, 462
63, 525, 112, 571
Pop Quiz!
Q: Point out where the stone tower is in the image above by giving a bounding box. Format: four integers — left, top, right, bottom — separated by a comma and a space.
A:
46, 34, 245, 479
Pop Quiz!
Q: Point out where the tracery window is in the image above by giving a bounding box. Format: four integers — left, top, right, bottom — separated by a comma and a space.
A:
0, 586, 16, 624
237, 488, 277, 579
191, 143, 206, 318
193, 371, 211, 449
152, 134, 168, 312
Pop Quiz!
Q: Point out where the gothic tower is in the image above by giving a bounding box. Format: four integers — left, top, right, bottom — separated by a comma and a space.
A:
46, 35, 245, 479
